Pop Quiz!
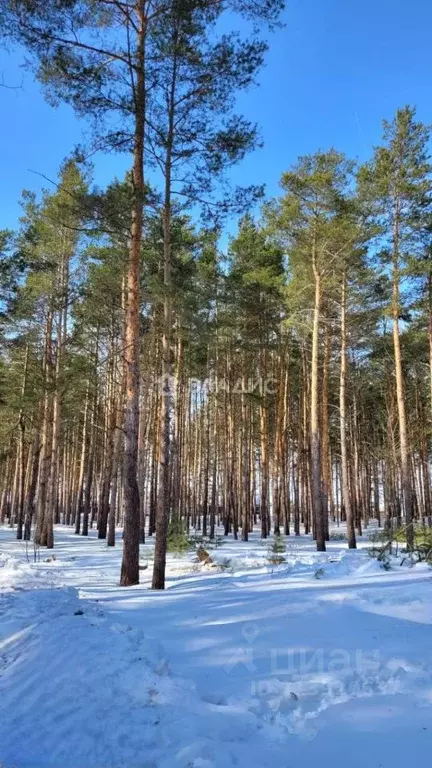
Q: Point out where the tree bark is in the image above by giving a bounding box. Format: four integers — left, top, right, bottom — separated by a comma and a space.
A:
120, 0, 145, 586
392, 199, 414, 549
340, 269, 356, 548
311, 240, 325, 551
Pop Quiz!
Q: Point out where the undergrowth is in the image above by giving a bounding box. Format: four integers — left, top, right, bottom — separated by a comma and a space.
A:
368, 525, 432, 569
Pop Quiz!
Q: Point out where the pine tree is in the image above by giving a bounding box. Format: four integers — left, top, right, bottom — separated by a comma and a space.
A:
358, 106, 432, 549
270, 151, 355, 551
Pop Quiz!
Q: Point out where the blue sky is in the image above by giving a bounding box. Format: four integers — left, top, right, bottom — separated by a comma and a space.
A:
1, 0, 431, 236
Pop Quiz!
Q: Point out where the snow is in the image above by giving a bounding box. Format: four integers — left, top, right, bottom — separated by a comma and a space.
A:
1, 526, 432, 768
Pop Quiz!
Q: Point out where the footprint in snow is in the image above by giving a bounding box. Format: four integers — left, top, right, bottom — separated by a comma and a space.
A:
201, 692, 228, 706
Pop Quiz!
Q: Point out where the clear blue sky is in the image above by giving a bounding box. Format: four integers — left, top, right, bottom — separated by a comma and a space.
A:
1, 0, 431, 234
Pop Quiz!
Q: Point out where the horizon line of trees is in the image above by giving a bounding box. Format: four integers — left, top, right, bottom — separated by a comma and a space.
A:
1, 105, 431, 587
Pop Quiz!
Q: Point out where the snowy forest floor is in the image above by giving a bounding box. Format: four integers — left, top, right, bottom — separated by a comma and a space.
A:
1, 525, 432, 768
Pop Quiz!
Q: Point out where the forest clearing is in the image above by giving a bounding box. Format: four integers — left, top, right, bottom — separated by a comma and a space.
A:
1, 524, 432, 768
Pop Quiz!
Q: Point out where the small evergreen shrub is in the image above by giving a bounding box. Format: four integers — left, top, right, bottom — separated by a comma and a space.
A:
329, 531, 347, 541
368, 525, 432, 569
166, 519, 192, 553
267, 534, 286, 565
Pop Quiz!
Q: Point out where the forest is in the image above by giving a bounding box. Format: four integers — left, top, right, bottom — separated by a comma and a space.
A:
0, 1, 431, 592
2, 3, 432, 768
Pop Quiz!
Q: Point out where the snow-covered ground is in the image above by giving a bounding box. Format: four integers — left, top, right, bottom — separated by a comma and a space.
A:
1, 525, 432, 768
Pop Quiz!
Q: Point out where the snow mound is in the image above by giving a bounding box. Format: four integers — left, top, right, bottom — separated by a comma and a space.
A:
0, 587, 195, 768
